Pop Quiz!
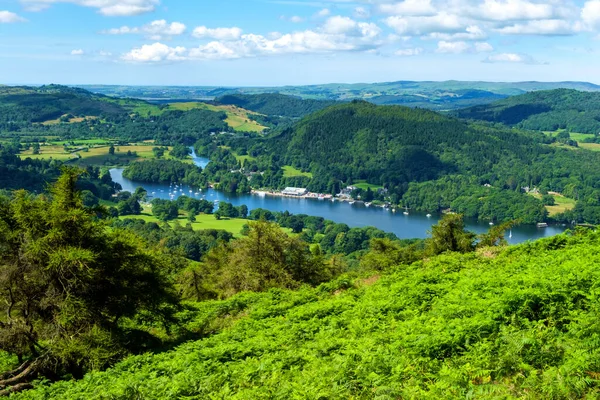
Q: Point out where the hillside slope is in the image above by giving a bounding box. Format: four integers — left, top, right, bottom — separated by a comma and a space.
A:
275, 100, 547, 185
215, 93, 339, 118
0, 85, 128, 124
15, 230, 600, 399
454, 89, 600, 134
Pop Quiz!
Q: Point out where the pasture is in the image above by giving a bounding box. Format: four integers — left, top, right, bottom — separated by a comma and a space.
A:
282, 166, 313, 178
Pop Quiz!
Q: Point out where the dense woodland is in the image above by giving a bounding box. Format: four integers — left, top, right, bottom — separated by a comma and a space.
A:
215, 93, 339, 118
454, 89, 600, 134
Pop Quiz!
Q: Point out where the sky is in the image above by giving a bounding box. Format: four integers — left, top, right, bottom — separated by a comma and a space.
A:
1, 0, 600, 86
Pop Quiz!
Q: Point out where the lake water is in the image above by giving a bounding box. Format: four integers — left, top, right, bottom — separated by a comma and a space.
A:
109, 148, 567, 244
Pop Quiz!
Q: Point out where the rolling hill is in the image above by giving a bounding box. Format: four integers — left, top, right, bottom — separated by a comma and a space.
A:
215, 93, 339, 118
454, 89, 600, 134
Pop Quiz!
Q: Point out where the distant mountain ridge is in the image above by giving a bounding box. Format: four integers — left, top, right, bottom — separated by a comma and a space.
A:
76, 80, 600, 111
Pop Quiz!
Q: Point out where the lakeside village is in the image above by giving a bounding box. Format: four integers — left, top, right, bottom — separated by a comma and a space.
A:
251, 185, 416, 214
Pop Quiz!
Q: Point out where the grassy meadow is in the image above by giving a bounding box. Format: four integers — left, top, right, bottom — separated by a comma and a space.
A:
18, 142, 179, 166
282, 165, 313, 178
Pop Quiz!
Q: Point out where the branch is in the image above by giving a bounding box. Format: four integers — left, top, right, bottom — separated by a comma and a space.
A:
0, 382, 33, 397
0, 359, 39, 389
0, 360, 31, 381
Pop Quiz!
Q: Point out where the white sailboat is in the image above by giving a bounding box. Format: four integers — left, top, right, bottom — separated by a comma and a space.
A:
509, 230, 513, 239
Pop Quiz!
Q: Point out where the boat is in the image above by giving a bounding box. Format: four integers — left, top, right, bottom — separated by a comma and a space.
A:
426, 214, 432, 218
509, 229, 513, 238
365, 202, 372, 207
349, 201, 355, 205
403, 206, 409, 215
537, 223, 549, 228
489, 222, 494, 226
331, 198, 335, 202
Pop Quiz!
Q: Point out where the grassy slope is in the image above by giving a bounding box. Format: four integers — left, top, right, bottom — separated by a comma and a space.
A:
282, 165, 313, 178
167, 102, 266, 133
121, 211, 249, 237
18, 144, 182, 166
529, 192, 576, 216
15, 231, 600, 399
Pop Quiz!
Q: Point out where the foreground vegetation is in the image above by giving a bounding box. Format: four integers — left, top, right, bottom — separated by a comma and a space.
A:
11, 226, 600, 398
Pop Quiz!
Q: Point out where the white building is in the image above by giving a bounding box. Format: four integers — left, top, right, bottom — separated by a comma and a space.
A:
282, 187, 308, 196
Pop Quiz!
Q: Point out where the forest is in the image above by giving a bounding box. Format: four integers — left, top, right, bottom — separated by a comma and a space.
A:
454, 89, 600, 134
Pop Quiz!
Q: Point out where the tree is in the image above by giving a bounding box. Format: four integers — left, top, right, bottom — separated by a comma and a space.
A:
478, 220, 517, 248
204, 221, 328, 297
151, 199, 179, 221
0, 168, 179, 393
542, 194, 556, 206
170, 145, 191, 159
108, 145, 115, 156
425, 214, 476, 255
32, 143, 40, 155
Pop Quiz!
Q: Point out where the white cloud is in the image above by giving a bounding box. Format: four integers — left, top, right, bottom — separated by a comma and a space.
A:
475, 41, 493, 52
435, 40, 493, 54
128, 18, 384, 63
483, 52, 544, 64
21, 0, 159, 16
98, 50, 112, 56
436, 40, 471, 53
322, 16, 358, 35
103, 20, 185, 39
0, 10, 26, 23
579, 1, 600, 31
473, 0, 555, 22
122, 42, 186, 62
71, 49, 85, 55
315, 8, 330, 18
426, 25, 487, 40
378, 0, 436, 16
497, 19, 575, 35
354, 7, 369, 19
290, 15, 304, 23
395, 47, 423, 56
385, 13, 466, 36
192, 26, 243, 41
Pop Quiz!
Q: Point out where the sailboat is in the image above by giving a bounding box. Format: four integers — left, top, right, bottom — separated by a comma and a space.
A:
509, 229, 513, 239
403, 206, 409, 216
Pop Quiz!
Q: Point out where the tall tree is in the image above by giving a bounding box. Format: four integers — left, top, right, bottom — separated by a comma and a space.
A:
0, 168, 179, 393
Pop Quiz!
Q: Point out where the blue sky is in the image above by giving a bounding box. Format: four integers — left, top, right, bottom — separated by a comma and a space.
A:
1, 0, 600, 86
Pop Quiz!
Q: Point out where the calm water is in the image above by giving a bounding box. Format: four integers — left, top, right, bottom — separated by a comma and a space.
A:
109, 148, 567, 243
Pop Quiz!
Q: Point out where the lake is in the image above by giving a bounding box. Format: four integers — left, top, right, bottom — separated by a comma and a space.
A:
109, 149, 567, 244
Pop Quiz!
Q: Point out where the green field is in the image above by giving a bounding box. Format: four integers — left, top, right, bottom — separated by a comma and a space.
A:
18, 143, 178, 166
544, 130, 599, 151
353, 180, 383, 191
167, 102, 266, 133
282, 165, 313, 178
121, 211, 249, 236
529, 192, 576, 216
579, 142, 600, 151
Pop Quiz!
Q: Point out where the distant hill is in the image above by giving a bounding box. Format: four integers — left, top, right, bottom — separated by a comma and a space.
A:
215, 93, 339, 118
79, 81, 600, 110
0, 85, 128, 124
454, 89, 600, 134
275, 100, 544, 184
